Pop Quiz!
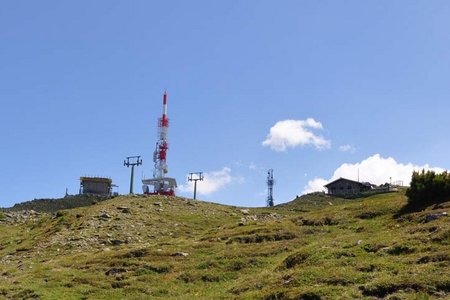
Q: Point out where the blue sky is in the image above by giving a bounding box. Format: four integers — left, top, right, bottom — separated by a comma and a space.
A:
1, 1, 450, 207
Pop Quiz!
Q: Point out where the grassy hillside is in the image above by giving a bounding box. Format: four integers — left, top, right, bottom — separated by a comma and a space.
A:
0, 192, 449, 299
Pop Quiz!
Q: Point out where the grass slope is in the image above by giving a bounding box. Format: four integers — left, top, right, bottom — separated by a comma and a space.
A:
0, 192, 449, 299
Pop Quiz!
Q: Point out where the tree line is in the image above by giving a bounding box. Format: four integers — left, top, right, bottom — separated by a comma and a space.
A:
406, 170, 450, 206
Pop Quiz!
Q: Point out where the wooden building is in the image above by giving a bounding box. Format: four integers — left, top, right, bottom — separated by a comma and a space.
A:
79, 177, 112, 196
324, 177, 372, 196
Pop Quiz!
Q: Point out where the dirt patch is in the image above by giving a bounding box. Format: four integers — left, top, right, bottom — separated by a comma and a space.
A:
356, 264, 377, 272
105, 268, 127, 276
122, 249, 148, 258
111, 282, 129, 289
432, 229, 450, 245
386, 244, 415, 255
294, 217, 338, 226
362, 243, 386, 253
263, 291, 287, 300
360, 282, 426, 297
356, 211, 383, 219
436, 281, 450, 292
139, 264, 171, 274
417, 253, 450, 264
296, 292, 321, 300
227, 232, 296, 244
177, 272, 196, 283
201, 274, 221, 282
281, 252, 310, 269
228, 286, 250, 295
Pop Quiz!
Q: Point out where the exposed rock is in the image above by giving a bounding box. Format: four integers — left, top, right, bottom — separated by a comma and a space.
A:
123, 249, 148, 258
99, 213, 111, 219
424, 212, 448, 223
154, 202, 162, 207
171, 252, 189, 257
5, 194, 111, 213
240, 213, 282, 224
0, 210, 47, 224
109, 239, 126, 246
240, 209, 250, 215
121, 208, 131, 214
105, 268, 126, 276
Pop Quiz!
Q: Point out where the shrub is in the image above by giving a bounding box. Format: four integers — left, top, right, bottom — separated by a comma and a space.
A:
406, 170, 450, 207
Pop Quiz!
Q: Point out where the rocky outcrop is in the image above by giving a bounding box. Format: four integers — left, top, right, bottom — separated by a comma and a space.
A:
3, 194, 112, 213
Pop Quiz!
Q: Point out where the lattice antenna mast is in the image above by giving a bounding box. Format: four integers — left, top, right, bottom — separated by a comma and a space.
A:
267, 169, 274, 207
142, 91, 177, 196
153, 92, 170, 179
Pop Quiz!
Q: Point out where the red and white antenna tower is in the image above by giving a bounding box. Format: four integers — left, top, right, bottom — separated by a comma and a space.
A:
142, 92, 177, 196
154, 92, 169, 178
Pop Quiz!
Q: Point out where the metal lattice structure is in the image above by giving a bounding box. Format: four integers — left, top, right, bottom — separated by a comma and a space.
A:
267, 169, 274, 207
142, 92, 177, 196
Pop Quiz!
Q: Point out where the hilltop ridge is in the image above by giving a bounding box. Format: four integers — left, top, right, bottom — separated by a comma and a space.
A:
0, 192, 449, 299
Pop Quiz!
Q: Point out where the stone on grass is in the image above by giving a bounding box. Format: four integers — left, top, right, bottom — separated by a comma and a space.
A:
424, 212, 448, 223
171, 252, 189, 257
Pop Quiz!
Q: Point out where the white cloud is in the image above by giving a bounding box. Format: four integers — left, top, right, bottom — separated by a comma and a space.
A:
262, 118, 331, 152
303, 177, 329, 194
178, 167, 236, 196
302, 154, 445, 194
339, 144, 356, 153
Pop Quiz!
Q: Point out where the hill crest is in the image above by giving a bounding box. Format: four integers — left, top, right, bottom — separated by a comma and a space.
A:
0, 192, 449, 299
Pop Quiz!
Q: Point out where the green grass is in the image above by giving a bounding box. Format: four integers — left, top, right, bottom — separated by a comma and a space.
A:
0, 192, 449, 299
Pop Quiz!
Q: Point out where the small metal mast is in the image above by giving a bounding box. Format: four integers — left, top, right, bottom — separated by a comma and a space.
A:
267, 169, 274, 207
124, 156, 142, 194
142, 92, 177, 196
188, 172, 204, 200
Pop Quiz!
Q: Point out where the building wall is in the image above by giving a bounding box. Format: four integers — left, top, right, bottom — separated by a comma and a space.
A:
327, 180, 365, 195
81, 181, 111, 195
